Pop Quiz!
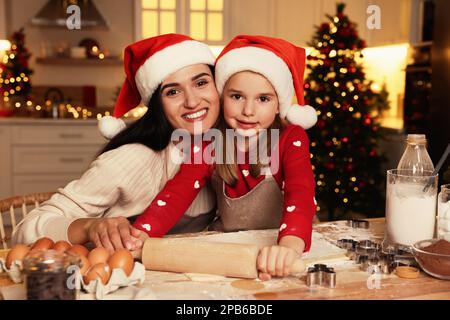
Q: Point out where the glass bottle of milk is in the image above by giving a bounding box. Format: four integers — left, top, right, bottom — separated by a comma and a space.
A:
397, 134, 434, 175
384, 134, 437, 251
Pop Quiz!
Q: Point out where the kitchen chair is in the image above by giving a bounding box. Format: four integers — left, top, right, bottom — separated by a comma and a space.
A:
0, 192, 54, 249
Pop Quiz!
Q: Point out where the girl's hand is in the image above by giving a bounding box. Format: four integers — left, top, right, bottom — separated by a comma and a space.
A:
129, 227, 150, 259
85, 217, 143, 254
257, 245, 301, 281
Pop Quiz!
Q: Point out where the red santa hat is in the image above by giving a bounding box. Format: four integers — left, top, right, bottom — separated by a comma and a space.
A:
99, 34, 216, 139
214, 35, 317, 129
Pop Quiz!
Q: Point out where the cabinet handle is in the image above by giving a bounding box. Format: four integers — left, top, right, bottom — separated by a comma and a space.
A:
59, 133, 83, 139
59, 157, 84, 163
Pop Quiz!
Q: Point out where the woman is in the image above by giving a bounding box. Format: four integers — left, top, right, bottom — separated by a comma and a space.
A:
12, 34, 220, 254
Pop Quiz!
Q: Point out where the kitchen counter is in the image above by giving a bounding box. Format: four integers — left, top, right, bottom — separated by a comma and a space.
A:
0, 119, 107, 199
1, 219, 450, 300
0, 117, 136, 125
0, 118, 101, 126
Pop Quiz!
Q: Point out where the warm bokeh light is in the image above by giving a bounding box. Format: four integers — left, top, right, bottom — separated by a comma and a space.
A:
0, 40, 11, 59
361, 43, 409, 129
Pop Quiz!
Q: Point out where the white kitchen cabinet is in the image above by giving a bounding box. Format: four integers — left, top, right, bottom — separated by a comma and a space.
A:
364, 0, 411, 46
273, 0, 318, 46
228, 0, 275, 39
0, 0, 6, 39
0, 119, 106, 199
0, 125, 12, 198
12, 146, 100, 174
12, 174, 82, 196
227, 0, 411, 47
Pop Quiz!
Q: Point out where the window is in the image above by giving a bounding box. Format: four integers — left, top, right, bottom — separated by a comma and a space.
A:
139, 0, 179, 39
135, 0, 227, 45
188, 0, 224, 43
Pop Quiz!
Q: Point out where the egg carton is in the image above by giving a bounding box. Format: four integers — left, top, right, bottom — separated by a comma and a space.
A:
81, 262, 146, 300
1, 257, 146, 300
0, 258, 24, 283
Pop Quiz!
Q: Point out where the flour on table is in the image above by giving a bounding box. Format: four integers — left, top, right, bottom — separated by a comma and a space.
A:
182, 229, 349, 267
184, 273, 228, 282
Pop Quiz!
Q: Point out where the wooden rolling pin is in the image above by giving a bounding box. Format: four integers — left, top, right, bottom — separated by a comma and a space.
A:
141, 237, 306, 279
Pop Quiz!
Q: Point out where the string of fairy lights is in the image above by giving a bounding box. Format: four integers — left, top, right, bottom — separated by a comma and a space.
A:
3, 96, 148, 120
1, 37, 136, 120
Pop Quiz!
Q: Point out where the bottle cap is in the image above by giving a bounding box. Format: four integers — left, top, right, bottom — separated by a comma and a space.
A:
407, 134, 427, 144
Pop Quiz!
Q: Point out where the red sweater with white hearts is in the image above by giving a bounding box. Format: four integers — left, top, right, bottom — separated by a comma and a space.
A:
133, 125, 317, 251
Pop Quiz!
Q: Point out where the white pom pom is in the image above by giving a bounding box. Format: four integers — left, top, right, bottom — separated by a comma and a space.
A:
285, 104, 318, 129
98, 116, 126, 139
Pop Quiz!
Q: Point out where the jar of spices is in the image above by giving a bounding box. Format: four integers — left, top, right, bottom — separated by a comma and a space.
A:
438, 184, 450, 241
23, 249, 80, 300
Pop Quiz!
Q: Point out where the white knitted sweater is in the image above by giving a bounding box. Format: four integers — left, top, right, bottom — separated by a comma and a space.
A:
12, 143, 216, 244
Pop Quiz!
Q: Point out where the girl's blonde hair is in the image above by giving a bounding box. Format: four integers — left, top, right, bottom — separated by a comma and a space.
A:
215, 103, 286, 186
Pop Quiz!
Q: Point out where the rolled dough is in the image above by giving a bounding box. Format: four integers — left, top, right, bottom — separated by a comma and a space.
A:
231, 279, 265, 290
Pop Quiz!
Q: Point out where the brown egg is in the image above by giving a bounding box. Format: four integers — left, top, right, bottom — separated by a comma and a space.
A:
78, 254, 91, 275
6, 244, 30, 268
30, 237, 54, 251
67, 244, 90, 257
52, 240, 72, 252
83, 263, 111, 285
88, 247, 110, 265
108, 249, 134, 276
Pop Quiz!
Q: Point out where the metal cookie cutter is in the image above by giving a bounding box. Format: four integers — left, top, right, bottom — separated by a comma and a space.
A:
306, 264, 336, 288
337, 238, 358, 251
347, 239, 380, 261
347, 219, 370, 229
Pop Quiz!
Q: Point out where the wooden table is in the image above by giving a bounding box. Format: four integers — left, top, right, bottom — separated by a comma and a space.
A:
1, 219, 450, 300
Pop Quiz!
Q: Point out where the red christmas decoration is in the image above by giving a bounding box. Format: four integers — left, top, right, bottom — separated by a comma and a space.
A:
319, 23, 330, 32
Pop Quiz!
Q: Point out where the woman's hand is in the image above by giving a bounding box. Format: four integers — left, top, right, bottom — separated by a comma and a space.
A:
85, 217, 144, 253
68, 217, 146, 254
257, 235, 305, 281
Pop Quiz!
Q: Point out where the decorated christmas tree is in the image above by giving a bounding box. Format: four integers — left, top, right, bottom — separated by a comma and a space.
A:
0, 28, 33, 106
305, 3, 389, 220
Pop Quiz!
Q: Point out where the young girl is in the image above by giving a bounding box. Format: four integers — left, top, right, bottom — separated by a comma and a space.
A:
133, 35, 318, 280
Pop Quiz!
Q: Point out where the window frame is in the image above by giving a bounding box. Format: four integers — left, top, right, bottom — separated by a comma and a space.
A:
185, 0, 228, 45
134, 0, 229, 45
134, 0, 183, 41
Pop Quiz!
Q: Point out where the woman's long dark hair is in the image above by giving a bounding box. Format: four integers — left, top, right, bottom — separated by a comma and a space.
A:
99, 85, 173, 155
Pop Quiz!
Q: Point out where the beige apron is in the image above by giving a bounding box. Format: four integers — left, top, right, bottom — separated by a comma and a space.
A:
209, 171, 283, 232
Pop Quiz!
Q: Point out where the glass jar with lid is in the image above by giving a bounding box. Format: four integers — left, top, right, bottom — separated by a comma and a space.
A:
23, 249, 81, 300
